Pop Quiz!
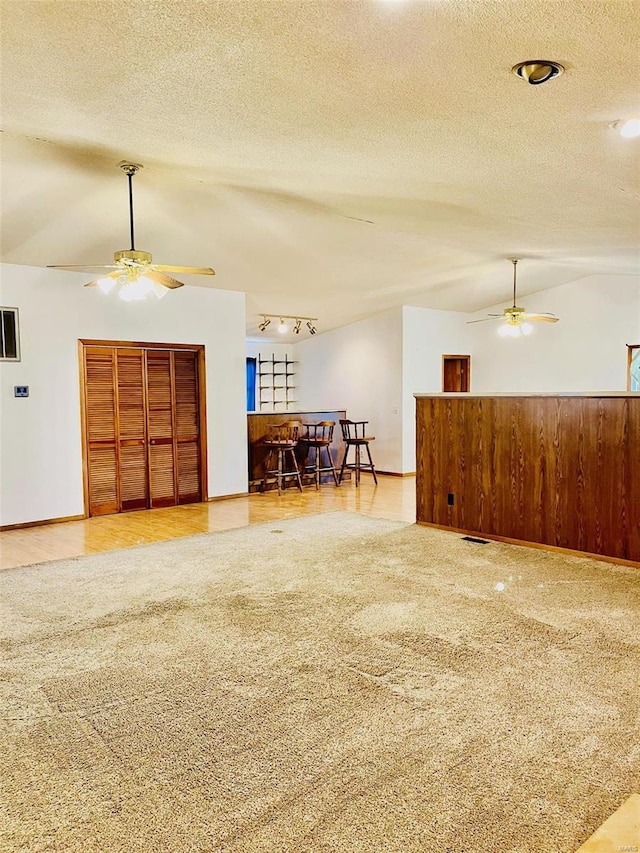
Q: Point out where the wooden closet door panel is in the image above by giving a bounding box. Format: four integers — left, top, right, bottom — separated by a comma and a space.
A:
86, 348, 117, 443
174, 351, 201, 503
146, 350, 176, 507
116, 349, 148, 511
85, 347, 119, 515
177, 443, 200, 503
88, 446, 118, 515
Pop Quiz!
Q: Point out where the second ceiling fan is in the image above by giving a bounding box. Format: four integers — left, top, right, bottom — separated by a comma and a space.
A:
48, 162, 215, 301
468, 259, 559, 336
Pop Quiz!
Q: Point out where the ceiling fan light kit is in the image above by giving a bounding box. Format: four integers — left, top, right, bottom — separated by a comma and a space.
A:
48, 162, 215, 301
468, 259, 559, 337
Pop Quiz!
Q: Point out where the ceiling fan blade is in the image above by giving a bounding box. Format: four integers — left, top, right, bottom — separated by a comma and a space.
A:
83, 271, 121, 288
523, 313, 559, 323
153, 264, 215, 276
467, 316, 502, 324
48, 264, 120, 272
145, 270, 185, 289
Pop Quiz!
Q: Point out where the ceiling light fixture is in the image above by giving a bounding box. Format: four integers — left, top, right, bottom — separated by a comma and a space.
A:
610, 118, 640, 139
512, 60, 564, 85
467, 258, 559, 336
48, 163, 215, 301
258, 314, 318, 336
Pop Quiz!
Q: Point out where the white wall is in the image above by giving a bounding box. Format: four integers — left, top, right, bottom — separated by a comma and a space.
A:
468, 274, 640, 392
296, 308, 403, 473
0, 264, 248, 526
401, 306, 471, 472
245, 341, 292, 361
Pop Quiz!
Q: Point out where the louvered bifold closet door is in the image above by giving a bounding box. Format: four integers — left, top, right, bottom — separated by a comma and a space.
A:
174, 350, 202, 503
116, 348, 148, 511
146, 350, 177, 508
85, 347, 119, 515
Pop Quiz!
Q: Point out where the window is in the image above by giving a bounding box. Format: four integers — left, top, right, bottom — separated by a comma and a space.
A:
0, 308, 20, 361
628, 345, 640, 392
246, 357, 257, 411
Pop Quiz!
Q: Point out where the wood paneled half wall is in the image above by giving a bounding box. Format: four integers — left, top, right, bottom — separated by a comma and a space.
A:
415, 393, 639, 564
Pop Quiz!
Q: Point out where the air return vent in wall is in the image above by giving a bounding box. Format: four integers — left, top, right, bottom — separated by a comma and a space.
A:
0, 308, 20, 361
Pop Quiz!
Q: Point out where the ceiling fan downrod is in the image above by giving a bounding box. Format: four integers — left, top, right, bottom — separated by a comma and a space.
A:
511, 258, 519, 309
120, 162, 142, 252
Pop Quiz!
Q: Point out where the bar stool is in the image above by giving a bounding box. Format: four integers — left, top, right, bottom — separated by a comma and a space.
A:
262, 421, 303, 495
301, 421, 339, 489
338, 420, 378, 487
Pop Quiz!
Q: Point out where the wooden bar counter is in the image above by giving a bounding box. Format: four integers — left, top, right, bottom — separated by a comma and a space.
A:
414, 392, 640, 564
247, 410, 348, 492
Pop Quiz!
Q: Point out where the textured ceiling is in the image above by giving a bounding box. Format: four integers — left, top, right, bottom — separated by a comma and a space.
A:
1, 0, 639, 338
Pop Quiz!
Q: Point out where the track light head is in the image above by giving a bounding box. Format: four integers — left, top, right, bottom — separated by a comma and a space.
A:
258, 316, 271, 332
293, 319, 302, 334
307, 321, 317, 335
277, 318, 287, 334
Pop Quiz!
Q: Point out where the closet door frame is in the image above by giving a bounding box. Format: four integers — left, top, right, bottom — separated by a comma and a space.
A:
78, 339, 208, 517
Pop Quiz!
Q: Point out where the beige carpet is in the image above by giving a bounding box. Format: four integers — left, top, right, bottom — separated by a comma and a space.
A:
1, 512, 639, 853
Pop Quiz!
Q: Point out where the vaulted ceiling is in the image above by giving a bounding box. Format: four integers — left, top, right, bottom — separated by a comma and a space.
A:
1, 0, 638, 337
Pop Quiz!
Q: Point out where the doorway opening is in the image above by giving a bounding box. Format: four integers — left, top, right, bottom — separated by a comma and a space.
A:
442, 355, 471, 392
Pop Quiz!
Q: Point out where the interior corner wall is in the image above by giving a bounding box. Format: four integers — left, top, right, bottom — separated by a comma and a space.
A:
295, 308, 403, 473
0, 264, 248, 527
245, 341, 292, 361
468, 274, 640, 392
401, 306, 471, 473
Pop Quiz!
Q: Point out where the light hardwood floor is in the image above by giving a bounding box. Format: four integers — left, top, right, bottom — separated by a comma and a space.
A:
0, 475, 416, 570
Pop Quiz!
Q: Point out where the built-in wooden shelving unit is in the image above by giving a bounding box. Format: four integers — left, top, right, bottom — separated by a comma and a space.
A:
257, 353, 297, 411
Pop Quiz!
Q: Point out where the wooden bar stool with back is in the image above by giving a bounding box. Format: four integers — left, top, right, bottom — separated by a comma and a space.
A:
301, 421, 340, 489
338, 420, 378, 486
262, 421, 303, 495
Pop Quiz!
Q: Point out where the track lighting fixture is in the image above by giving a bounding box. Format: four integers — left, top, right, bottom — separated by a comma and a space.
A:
257, 314, 318, 336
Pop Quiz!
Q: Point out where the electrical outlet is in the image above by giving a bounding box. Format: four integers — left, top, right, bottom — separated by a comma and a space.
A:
14, 386, 29, 398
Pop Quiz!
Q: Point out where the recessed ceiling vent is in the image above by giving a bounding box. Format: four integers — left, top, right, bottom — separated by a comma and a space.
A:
512, 60, 564, 85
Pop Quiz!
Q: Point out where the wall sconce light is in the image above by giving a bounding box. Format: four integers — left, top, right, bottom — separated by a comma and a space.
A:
257, 314, 318, 335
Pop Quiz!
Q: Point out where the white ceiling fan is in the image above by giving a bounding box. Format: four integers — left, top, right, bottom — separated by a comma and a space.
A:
48, 162, 215, 301
468, 258, 559, 336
